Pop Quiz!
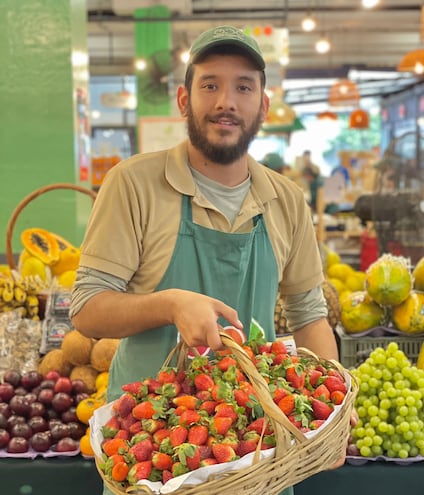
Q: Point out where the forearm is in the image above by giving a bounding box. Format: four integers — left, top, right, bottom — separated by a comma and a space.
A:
71, 289, 177, 339
293, 317, 339, 361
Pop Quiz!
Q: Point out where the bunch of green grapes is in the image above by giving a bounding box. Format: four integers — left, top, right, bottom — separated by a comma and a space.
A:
349, 342, 424, 459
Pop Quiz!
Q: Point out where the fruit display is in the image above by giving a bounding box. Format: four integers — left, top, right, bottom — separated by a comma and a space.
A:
93, 331, 351, 490
0, 369, 89, 455
348, 342, 424, 460
0, 273, 45, 320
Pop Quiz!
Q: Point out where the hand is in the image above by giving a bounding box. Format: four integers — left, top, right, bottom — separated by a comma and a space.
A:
170, 289, 243, 351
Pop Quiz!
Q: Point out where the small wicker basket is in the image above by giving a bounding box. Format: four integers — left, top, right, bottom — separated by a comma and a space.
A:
5, 182, 97, 269
95, 333, 358, 495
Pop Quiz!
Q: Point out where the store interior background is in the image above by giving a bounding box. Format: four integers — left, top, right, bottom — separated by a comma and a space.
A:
1, 0, 423, 267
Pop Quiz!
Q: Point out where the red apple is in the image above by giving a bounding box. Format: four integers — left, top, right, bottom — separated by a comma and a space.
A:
54, 377, 73, 395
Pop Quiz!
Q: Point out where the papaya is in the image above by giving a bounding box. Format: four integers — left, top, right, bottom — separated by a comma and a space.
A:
21, 228, 60, 265
413, 257, 424, 291
49, 233, 80, 276
392, 291, 424, 334
340, 291, 385, 334
365, 254, 412, 306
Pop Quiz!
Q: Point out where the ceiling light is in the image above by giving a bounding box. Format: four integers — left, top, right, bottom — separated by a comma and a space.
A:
315, 36, 331, 54
328, 79, 360, 107
349, 108, 370, 129
134, 58, 147, 71
362, 0, 380, 8
317, 111, 338, 120
397, 49, 424, 75
301, 13, 316, 32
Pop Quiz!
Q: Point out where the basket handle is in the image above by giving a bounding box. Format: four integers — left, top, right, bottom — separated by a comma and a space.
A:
5, 183, 97, 269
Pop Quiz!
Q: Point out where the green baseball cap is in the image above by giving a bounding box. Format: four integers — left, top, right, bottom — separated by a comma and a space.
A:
188, 25, 265, 70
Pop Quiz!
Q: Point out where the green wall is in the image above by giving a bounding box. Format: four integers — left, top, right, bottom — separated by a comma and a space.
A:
0, 0, 91, 261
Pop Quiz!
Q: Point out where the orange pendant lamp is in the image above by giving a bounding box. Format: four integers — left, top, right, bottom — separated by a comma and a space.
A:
328, 79, 360, 107
397, 49, 424, 75
317, 110, 338, 120
349, 108, 369, 129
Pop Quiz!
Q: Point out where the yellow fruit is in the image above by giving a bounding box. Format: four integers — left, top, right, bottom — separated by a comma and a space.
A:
340, 291, 385, 334
57, 270, 77, 288
76, 397, 102, 425
365, 254, 412, 306
0, 265, 12, 277
20, 256, 48, 282
51, 246, 80, 276
417, 343, 424, 370
413, 257, 424, 291
79, 434, 95, 457
95, 371, 109, 391
326, 250, 341, 268
327, 263, 355, 282
345, 271, 366, 292
392, 291, 424, 334
328, 277, 346, 295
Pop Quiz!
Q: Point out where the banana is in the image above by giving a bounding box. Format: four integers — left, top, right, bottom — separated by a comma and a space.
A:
14, 286, 27, 304
2, 280, 14, 302
26, 295, 39, 308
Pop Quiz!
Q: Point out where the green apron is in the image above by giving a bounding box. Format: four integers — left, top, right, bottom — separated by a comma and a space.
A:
105, 194, 293, 495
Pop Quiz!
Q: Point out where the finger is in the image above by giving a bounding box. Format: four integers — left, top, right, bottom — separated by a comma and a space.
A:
214, 301, 243, 331
206, 323, 225, 351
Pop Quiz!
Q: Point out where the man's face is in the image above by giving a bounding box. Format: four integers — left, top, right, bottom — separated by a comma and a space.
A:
182, 54, 267, 165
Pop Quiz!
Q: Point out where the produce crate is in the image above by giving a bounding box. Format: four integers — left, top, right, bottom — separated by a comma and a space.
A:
335, 325, 424, 369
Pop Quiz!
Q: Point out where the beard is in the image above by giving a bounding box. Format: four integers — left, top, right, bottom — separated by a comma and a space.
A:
186, 102, 263, 165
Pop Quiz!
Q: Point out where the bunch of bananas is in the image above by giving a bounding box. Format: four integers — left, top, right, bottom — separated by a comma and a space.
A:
0, 273, 43, 319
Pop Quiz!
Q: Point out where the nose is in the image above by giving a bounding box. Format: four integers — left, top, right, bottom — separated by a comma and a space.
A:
214, 87, 236, 111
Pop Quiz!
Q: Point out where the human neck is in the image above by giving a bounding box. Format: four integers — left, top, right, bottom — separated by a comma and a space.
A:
187, 143, 249, 187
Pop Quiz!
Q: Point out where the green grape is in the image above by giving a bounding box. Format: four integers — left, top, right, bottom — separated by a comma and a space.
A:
360, 382, 370, 393
369, 416, 380, 428
386, 449, 397, 458
369, 377, 380, 389
405, 395, 416, 406
380, 398, 391, 410
398, 421, 410, 432
377, 421, 389, 433
395, 396, 405, 407
378, 390, 388, 401
398, 405, 409, 417
357, 406, 367, 418
359, 445, 372, 457
398, 449, 409, 459
367, 405, 379, 417
371, 445, 383, 456
386, 357, 398, 369
362, 436, 373, 447
362, 398, 373, 409
409, 446, 419, 457
382, 369, 393, 381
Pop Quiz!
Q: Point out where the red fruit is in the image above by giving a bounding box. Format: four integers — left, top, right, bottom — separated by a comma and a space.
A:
311, 398, 334, 420
195, 390, 211, 401
157, 367, 177, 384
194, 373, 214, 391
234, 382, 256, 408
128, 461, 152, 483
310, 419, 326, 430
179, 409, 201, 426
277, 394, 295, 415
188, 424, 208, 445
176, 443, 201, 471
217, 356, 237, 372
120, 414, 137, 431
214, 403, 237, 422
330, 390, 346, 405
129, 438, 153, 462
271, 340, 287, 355
171, 461, 189, 477
153, 428, 171, 445
169, 425, 188, 447
209, 416, 233, 436
143, 378, 161, 394
327, 369, 345, 381
312, 384, 331, 401
307, 369, 323, 387
285, 365, 305, 389
236, 439, 257, 457
198, 400, 217, 415
172, 395, 199, 410
212, 443, 238, 463
247, 417, 272, 436
162, 469, 173, 484
142, 418, 166, 434
115, 429, 131, 441
271, 386, 288, 404
132, 401, 155, 420
128, 421, 143, 435
200, 458, 218, 467
121, 381, 146, 397
101, 416, 120, 439
324, 376, 347, 394
111, 461, 129, 482
102, 438, 129, 456
152, 451, 173, 470
114, 394, 137, 419
53, 377, 73, 394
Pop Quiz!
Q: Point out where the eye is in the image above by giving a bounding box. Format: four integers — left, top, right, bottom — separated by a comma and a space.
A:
238, 84, 253, 93
202, 83, 217, 90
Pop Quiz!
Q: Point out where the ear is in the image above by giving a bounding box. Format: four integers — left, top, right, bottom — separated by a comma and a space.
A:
260, 92, 270, 123
177, 85, 189, 117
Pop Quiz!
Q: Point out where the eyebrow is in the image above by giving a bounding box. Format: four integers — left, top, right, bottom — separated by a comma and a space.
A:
198, 74, 258, 85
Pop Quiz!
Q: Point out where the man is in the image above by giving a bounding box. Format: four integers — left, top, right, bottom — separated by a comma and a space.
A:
71, 25, 340, 495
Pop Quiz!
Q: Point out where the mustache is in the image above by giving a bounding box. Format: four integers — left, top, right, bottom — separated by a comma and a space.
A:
207, 112, 243, 127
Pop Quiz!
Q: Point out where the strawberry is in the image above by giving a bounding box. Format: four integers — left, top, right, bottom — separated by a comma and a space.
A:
142, 418, 166, 434
211, 381, 234, 403
247, 417, 272, 436
270, 340, 287, 355
114, 429, 130, 441
101, 416, 120, 439
217, 356, 238, 372
330, 390, 345, 405
176, 443, 201, 471
307, 369, 323, 388
111, 461, 129, 482
212, 443, 238, 463
324, 375, 347, 394
128, 438, 153, 462
200, 458, 218, 467
311, 398, 334, 420
199, 400, 217, 415
152, 451, 173, 471
310, 419, 326, 430
209, 416, 233, 436
277, 394, 295, 415
285, 365, 306, 389
196, 390, 212, 401
236, 439, 257, 457
120, 414, 137, 432
128, 461, 152, 484
102, 438, 129, 457
144, 378, 161, 394
312, 384, 330, 401
194, 373, 215, 391
132, 401, 155, 420
179, 409, 201, 426
153, 428, 171, 445
113, 393, 137, 418
270, 385, 288, 405
188, 424, 209, 445
162, 470, 173, 484
158, 382, 181, 398
157, 367, 177, 384
214, 402, 238, 422
172, 395, 199, 410
128, 421, 143, 435
327, 369, 345, 381
198, 444, 212, 459
169, 425, 188, 447
121, 381, 147, 398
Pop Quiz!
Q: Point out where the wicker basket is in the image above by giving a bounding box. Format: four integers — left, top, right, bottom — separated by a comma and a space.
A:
95, 333, 358, 495
5, 182, 97, 269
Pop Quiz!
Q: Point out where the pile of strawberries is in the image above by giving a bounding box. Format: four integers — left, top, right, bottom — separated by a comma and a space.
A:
97, 334, 348, 488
